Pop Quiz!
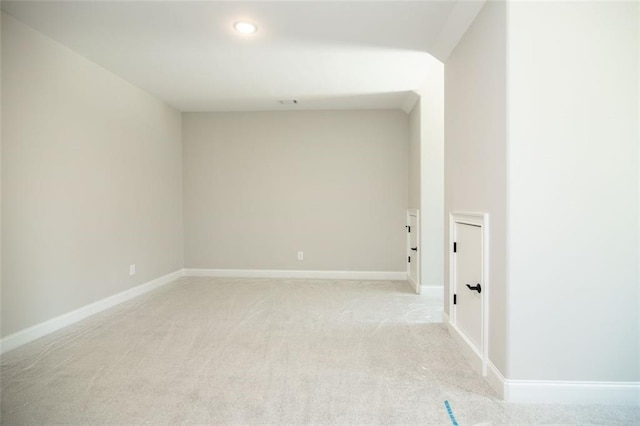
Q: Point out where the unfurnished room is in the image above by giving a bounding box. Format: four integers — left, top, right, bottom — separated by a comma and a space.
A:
1, 1, 639, 424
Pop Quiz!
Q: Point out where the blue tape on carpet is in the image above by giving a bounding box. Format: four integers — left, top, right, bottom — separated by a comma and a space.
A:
444, 400, 459, 426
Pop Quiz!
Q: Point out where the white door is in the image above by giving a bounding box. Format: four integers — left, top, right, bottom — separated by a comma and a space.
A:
453, 222, 483, 352
407, 210, 420, 294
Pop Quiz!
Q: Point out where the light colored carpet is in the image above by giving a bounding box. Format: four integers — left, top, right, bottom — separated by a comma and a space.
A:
1, 277, 638, 425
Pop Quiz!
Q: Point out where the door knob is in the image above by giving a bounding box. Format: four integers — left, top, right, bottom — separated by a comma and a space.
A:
465, 283, 482, 293
411, 247, 418, 251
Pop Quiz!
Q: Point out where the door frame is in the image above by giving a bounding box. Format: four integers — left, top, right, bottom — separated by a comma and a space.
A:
449, 211, 490, 376
406, 209, 420, 294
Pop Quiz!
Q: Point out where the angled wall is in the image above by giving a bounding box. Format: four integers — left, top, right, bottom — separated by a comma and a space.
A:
445, 0, 508, 374
1, 14, 183, 337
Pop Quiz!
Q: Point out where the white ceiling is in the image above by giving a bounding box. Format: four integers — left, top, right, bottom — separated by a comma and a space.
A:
1, 1, 485, 112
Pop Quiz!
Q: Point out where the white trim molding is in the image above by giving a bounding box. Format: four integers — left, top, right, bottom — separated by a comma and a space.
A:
183, 269, 407, 281
408, 276, 419, 293
0, 268, 406, 354
485, 361, 639, 405
406, 209, 420, 294
486, 361, 506, 399
447, 320, 483, 376
448, 211, 490, 376
0, 269, 184, 354
503, 380, 640, 405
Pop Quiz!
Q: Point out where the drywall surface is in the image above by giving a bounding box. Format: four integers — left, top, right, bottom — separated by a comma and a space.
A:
409, 101, 421, 211
1, 14, 183, 337
183, 111, 409, 272
419, 63, 445, 290
507, 1, 639, 381
0, 13, 3, 338
444, 1, 507, 374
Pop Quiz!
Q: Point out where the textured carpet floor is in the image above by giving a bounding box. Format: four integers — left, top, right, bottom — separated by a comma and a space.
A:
1, 277, 638, 425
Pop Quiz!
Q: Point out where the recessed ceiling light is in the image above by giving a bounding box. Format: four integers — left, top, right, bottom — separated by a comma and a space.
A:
234, 21, 258, 35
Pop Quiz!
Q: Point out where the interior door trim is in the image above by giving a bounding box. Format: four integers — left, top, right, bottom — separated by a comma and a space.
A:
449, 211, 490, 376
406, 209, 420, 294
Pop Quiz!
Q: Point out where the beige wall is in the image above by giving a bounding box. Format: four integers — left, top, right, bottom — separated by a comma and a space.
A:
419, 64, 445, 290
445, 1, 508, 374
446, 0, 639, 384
183, 111, 409, 272
507, 0, 639, 382
408, 102, 421, 211
1, 14, 184, 337
0, 12, 3, 338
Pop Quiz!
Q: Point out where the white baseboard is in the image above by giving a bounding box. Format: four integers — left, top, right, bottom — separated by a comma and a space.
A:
504, 379, 640, 405
183, 268, 407, 281
4, 269, 637, 406
408, 276, 419, 293
486, 361, 506, 399
447, 320, 483, 376
420, 285, 444, 299
485, 360, 639, 405
443, 315, 640, 405
443, 314, 639, 405
0, 269, 184, 354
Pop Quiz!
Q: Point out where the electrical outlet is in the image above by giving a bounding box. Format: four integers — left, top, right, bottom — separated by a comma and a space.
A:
129, 264, 136, 275
297, 251, 304, 261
